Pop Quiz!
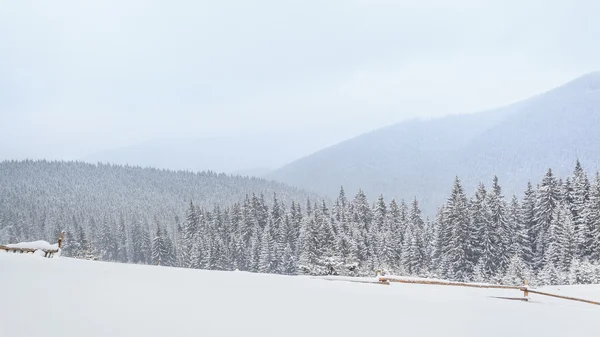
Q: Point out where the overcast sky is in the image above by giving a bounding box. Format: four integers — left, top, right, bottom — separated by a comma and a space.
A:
1, 0, 599, 160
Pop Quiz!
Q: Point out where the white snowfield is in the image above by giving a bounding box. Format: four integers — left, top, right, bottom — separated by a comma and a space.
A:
0, 254, 598, 337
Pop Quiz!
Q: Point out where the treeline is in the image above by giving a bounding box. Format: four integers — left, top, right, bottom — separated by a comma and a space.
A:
1, 161, 600, 286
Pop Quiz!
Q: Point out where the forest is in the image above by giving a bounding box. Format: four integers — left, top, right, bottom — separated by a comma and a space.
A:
1, 160, 599, 286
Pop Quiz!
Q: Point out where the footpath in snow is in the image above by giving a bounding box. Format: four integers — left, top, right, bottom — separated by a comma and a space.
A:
0, 253, 598, 337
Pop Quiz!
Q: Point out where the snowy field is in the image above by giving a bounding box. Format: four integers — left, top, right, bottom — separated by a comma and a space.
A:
0, 254, 598, 337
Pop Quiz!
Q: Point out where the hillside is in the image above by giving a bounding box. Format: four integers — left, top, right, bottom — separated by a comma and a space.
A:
268, 72, 600, 212
0, 160, 314, 243
1, 254, 598, 337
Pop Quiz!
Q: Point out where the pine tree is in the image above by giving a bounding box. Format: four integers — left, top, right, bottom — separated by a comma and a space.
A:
387, 199, 403, 268
162, 228, 176, 267
352, 189, 373, 270
401, 199, 426, 275
502, 253, 528, 285
181, 201, 199, 268
508, 195, 530, 263
533, 169, 560, 270
570, 160, 590, 258
140, 219, 153, 264
470, 183, 493, 275
520, 182, 536, 268
472, 259, 487, 283
130, 218, 145, 264
488, 176, 510, 274
151, 223, 168, 265
433, 206, 451, 276
538, 262, 560, 286
258, 224, 275, 273
544, 203, 574, 271
116, 215, 129, 263
269, 194, 285, 273
297, 214, 321, 275
586, 172, 600, 260
333, 186, 348, 223
98, 216, 117, 261
281, 243, 297, 275
444, 177, 473, 281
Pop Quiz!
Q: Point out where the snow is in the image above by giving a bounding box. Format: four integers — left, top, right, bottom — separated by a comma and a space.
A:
5, 240, 58, 251
0, 254, 599, 337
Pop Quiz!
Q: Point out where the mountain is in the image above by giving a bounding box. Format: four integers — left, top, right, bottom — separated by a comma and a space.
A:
82, 133, 343, 176
268, 72, 600, 213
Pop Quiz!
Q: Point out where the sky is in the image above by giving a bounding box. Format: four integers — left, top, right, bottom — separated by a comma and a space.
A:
1, 0, 600, 161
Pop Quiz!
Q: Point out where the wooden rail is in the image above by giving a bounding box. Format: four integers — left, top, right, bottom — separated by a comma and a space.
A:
379, 277, 523, 290
0, 245, 59, 257
0, 231, 65, 258
524, 289, 600, 306
377, 275, 599, 306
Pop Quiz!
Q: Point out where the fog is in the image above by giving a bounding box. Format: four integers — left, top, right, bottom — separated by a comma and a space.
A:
1, 0, 599, 164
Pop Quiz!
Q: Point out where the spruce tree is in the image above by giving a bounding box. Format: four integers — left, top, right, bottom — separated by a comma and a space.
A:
470, 183, 492, 274
281, 243, 297, 275
387, 199, 403, 267
587, 172, 600, 261
533, 169, 560, 270
181, 201, 199, 268
99, 216, 117, 261
520, 182, 536, 268
151, 223, 168, 265
544, 203, 573, 271
570, 160, 590, 258
444, 177, 473, 281
502, 253, 528, 285
508, 195, 531, 265
258, 223, 274, 273
488, 176, 510, 274
116, 215, 129, 263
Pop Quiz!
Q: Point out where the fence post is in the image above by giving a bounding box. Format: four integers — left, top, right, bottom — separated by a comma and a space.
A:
58, 231, 65, 249
523, 280, 529, 298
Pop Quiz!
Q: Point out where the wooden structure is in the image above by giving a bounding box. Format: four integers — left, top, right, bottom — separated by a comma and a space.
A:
523, 288, 600, 306
378, 276, 524, 290
378, 275, 600, 306
0, 231, 65, 258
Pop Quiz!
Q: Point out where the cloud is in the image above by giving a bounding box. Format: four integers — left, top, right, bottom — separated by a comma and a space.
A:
1, 0, 599, 159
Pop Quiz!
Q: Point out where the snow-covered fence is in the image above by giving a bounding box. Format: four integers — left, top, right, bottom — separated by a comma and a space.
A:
0, 231, 65, 258
523, 288, 600, 306
377, 275, 600, 306
379, 275, 525, 290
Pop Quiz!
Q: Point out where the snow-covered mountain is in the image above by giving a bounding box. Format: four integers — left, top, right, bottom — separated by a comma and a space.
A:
268, 72, 600, 212
1, 253, 598, 337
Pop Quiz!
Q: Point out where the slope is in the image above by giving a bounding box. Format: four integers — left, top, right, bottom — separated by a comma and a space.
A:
268, 72, 600, 212
1, 253, 598, 337
0, 160, 315, 242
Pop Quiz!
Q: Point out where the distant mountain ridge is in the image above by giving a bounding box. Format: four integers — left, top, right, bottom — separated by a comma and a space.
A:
82, 133, 344, 176
268, 72, 600, 213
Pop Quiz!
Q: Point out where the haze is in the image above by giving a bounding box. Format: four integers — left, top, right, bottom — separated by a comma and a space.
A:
1, 0, 599, 166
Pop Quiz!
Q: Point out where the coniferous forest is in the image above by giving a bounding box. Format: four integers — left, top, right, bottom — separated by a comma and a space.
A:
1, 160, 600, 286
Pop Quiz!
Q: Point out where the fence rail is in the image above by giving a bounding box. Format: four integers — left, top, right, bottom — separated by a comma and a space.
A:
0, 231, 64, 258
376, 273, 599, 306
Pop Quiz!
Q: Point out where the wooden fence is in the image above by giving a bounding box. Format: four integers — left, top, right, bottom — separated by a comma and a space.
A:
0, 231, 65, 258
376, 272, 600, 306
